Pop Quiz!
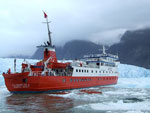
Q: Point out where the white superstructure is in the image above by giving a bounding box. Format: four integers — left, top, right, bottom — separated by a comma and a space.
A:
71, 46, 120, 77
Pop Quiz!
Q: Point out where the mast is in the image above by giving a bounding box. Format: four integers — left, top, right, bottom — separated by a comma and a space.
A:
43, 11, 52, 46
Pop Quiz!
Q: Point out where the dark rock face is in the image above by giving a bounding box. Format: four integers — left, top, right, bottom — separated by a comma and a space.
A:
109, 28, 150, 69
59, 40, 101, 60
31, 40, 102, 60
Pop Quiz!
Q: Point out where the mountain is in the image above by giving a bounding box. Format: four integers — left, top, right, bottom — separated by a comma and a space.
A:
109, 28, 150, 69
31, 40, 102, 60
31, 28, 150, 68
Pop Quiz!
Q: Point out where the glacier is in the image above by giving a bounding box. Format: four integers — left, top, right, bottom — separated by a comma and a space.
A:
118, 64, 150, 78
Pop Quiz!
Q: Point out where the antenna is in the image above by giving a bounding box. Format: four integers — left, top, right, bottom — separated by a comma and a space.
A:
102, 45, 106, 54
99, 45, 107, 55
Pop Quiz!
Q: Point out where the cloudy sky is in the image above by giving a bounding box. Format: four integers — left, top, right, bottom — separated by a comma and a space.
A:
0, 0, 150, 57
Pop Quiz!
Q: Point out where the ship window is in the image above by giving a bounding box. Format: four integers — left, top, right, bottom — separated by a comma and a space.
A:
96, 63, 99, 66
91, 70, 93, 73
79, 69, 81, 72
22, 78, 27, 83
74, 79, 76, 82
76, 79, 78, 82
99, 71, 101, 73
103, 71, 105, 73
82, 70, 84, 72
76, 69, 78, 72
70, 79, 73, 82
79, 79, 82, 82
87, 70, 89, 73
62, 79, 66, 83
96, 70, 97, 73
84, 70, 86, 73
85, 78, 87, 81
82, 78, 84, 81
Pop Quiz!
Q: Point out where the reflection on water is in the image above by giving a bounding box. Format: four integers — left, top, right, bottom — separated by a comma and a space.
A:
6, 94, 73, 113
1, 86, 150, 113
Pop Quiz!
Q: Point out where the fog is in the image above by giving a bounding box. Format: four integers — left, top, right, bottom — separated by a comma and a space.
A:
0, 0, 150, 57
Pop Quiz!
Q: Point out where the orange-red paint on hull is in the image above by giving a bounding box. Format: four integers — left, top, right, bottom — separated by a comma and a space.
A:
3, 73, 118, 93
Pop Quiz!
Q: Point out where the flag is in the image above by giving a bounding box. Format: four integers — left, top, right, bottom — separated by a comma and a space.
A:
43, 11, 47, 18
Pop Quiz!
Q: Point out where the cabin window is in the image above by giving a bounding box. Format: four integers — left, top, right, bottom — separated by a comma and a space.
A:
96, 70, 97, 73
79, 69, 81, 72
79, 79, 82, 82
103, 71, 105, 73
96, 63, 99, 66
70, 79, 73, 82
91, 70, 93, 73
84, 70, 86, 73
87, 70, 89, 73
82, 70, 84, 72
76, 69, 78, 72
74, 79, 76, 82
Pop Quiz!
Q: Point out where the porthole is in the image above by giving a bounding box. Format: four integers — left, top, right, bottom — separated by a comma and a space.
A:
22, 78, 27, 83
62, 79, 66, 83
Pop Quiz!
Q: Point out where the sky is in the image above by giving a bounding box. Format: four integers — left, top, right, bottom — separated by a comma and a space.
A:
0, 0, 150, 57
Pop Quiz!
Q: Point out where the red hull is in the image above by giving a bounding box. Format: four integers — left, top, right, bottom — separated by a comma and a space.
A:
3, 73, 118, 93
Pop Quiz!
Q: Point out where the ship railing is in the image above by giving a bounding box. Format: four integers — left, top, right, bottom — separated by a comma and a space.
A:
31, 71, 73, 77
31, 71, 43, 76
84, 53, 118, 59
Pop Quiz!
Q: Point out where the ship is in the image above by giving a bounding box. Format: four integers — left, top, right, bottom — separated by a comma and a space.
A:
2, 12, 120, 94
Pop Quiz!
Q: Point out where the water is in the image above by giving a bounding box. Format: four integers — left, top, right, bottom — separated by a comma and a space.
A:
0, 78, 150, 113
1, 58, 150, 113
